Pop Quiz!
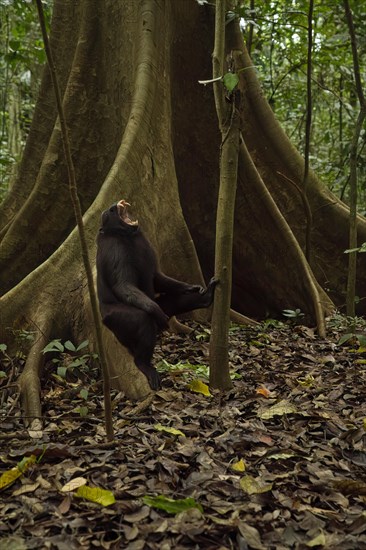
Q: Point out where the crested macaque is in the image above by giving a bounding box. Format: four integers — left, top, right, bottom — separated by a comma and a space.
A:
96, 200, 217, 389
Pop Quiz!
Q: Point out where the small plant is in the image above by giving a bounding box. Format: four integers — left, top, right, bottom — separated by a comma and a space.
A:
157, 359, 209, 378
12, 329, 37, 343
327, 312, 366, 331
157, 359, 241, 381
282, 308, 305, 322
195, 327, 211, 341
327, 312, 366, 347
42, 339, 97, 380
229, 323, 242, 334
250, 333, 271, 347
338, 332, 366, 347
74, 388, 89, 417
261, 319, 284, 330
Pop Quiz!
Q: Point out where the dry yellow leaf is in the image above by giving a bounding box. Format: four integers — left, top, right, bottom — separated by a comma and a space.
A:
231, 459, 246, 472
188, 379, 212, 396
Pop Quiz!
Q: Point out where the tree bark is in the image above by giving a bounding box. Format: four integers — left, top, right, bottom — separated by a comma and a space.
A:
1, 0, 207, 417
343, 0, 366, 318
209, 0, 236, 390
172, 10, 366, 315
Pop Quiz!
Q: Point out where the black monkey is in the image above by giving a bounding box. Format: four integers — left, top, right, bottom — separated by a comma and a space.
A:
96, 199, 217, 390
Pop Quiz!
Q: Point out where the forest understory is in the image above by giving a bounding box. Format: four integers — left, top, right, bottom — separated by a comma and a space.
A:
1, 318, 366, 549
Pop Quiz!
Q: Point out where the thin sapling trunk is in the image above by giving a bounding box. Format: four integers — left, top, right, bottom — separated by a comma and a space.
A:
343, 0, 366, 318
209, 0, 239, 390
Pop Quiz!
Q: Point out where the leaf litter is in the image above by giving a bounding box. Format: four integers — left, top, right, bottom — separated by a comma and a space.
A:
1, 317, 366, 549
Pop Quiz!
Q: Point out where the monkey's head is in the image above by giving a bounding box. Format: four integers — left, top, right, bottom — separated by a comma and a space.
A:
100, 199, 139, 235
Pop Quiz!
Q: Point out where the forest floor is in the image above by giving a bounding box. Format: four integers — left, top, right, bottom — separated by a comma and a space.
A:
1, 316, 366, 550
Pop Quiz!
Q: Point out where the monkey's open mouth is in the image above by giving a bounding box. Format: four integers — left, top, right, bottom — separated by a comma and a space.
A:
117, 199, 138, 226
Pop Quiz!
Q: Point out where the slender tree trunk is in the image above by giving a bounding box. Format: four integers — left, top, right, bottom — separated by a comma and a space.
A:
345, 110, 365, 319
8, 83, 21, 158
209, 0, 236, 389
209, 115, 239, 390
343, 0, 366, 318
303, 0, 314, 263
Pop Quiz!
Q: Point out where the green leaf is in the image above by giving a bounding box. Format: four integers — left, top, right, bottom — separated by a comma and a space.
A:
282, 309, 296, 317
338, 333, 354, 345
69, 358, 85, 368
35, 49, 46, 64
9, 39, 21, 51
79, 389, 88, 400
142, 495, 203, 514
357, 334, 366, 347
42, 339, 64, 353
222, 72, 239, 92
0, 344, 7, 353
4, 52, 18, 64
57, 366, 68, 378
63, 340, 76, 351
0, 157, 14, 166
76, 406, 88, 417
17, 455, 37, 473
76, 340, 89, 351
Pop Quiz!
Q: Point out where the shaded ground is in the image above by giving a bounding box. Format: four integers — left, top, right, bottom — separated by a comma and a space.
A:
1, 317, 366, 549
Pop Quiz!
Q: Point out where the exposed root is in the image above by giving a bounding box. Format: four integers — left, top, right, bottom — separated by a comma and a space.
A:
129, 393, 155, 414
18, 310, 52, 426
230, 309, 259, 326
168, 316, 193, 334
240, 141, 329, 337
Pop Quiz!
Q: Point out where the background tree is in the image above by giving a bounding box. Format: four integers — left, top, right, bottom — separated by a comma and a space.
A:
1, 0, 366, 418
242, 0, 366, 209
343, 0, 366, 317
0, 0, 50, 197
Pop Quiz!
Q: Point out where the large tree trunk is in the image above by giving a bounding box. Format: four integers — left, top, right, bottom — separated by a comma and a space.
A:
171, 2, 366, 316
0, 0, 363, 418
